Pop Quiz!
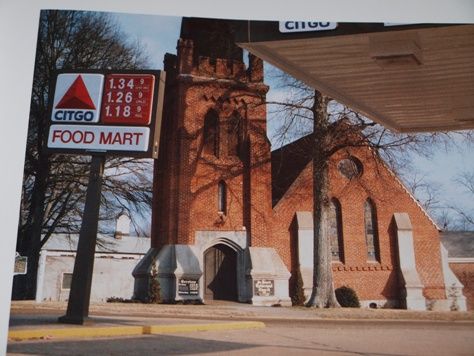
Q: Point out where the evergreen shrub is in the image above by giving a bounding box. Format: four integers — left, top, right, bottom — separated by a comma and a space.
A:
291, 267, 306, 306
335, 286, 360, 308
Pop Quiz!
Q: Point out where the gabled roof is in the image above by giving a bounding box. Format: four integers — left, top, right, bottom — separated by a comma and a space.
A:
271, 135, 312, 205
41, 233, 150, 255
441, 231, 474, 259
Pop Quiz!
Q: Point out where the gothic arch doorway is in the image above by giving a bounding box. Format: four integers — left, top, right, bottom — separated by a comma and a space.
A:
204, 244, 237, 301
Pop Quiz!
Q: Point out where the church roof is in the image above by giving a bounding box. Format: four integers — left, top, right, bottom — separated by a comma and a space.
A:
271, 135, 313, 206
41, 233, 150, 255
441, 231, 474, 259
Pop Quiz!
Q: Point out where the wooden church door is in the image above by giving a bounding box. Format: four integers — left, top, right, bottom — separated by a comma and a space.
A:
204, 244, 237, 301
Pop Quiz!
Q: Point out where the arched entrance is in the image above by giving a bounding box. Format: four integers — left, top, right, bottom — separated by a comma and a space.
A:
204, 244, 237, 301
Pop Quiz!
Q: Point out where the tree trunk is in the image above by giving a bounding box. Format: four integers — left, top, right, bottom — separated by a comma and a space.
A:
14, 154, 50, 300
306, 90, 339, 308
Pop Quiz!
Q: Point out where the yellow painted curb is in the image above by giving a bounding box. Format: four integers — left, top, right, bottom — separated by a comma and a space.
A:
8, 321, 265, 341
145, 321, 265, 334
8, 325, 143, 341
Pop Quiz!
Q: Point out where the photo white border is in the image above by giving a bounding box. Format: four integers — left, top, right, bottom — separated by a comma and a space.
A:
1, 0, 472, 351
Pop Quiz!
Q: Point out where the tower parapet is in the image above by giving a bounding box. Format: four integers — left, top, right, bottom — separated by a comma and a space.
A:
176, 38, 263, 83
177, 38, 194, 74
176, 17, 264, 83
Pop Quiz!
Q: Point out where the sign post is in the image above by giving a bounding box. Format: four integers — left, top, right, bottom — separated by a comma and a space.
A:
46, 70, 165, 325
58, 155, 104, 324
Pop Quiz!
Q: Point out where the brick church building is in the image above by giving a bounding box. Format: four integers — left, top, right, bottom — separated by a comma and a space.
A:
133, 18, 466, 310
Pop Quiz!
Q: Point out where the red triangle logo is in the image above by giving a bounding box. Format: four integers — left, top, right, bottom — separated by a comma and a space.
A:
55, 75, 96, 110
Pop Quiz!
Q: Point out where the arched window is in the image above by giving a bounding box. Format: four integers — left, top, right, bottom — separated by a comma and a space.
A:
227, 112, 243, 157
218, 181, 227, 214
203, 109, 219, 157
328, 198, 344, 262
364, 199, 380, 262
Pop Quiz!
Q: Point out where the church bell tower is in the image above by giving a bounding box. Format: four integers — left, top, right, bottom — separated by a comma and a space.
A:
133, 18, 291, 306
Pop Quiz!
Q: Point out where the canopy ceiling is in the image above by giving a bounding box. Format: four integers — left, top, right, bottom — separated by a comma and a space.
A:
236, 22, 474, 133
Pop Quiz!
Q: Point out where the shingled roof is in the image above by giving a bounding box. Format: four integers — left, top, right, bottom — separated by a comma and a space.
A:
441, 231, 474, 259
271, 135, 313, 206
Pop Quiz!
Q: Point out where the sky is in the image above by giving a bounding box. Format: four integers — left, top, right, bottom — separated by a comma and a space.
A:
111, 11, 474, 229
113, 12, 181, 70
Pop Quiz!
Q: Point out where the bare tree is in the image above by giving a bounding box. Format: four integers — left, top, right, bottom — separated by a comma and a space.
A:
449, 170, 474, 230
401, 167, 474, 231
455, 170, 474, 197
267, 70, 471, 307
402, 172, 442, 212
15, 10, 151, 299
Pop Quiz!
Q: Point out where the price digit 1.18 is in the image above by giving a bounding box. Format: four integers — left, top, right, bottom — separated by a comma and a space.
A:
114, 105, 131, 117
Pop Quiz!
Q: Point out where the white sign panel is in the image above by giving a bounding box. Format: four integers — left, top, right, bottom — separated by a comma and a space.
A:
51, 73, 104, 123
47, 125, 150, 152
279, 21, 337, 33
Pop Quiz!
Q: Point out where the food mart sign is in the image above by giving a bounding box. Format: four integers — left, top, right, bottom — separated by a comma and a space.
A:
48, 125, 150, 151
47, 70, 165, 158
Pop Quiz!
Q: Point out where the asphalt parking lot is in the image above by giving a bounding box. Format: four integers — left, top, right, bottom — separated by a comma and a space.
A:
7, 301, 474, 355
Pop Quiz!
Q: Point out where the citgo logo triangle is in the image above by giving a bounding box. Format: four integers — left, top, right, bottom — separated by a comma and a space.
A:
55, 75, 96, 110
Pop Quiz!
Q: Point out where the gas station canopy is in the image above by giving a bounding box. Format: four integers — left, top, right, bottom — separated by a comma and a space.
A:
235, 22, 474, 133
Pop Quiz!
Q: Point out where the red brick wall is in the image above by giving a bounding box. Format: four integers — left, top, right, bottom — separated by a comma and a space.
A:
449, 262, 474, 310
272, 147, 446, 301
153, 38, 271, 247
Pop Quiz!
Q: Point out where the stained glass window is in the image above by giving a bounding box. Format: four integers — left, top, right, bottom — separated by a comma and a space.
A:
204, 109, 219, 157
227, 112, 243, 157
338, 157, 363, 179
364, 199, 380, 262
329, 198, 344, 262
218, 181, 227, 214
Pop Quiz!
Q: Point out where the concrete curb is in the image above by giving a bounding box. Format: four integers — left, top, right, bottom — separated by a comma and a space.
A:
8, 321, 265, 341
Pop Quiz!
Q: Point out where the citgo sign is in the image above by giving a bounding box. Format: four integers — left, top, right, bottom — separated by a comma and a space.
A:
47, 70, 164, 158
278, 22, 338, 33
51, 73, 104, 123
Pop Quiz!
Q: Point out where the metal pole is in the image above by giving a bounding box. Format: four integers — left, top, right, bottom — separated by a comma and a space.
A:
58, 155, 105, 324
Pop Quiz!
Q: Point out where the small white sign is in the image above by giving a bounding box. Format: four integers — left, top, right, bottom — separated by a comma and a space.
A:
279, 21, 337, 33
14, 253, 27, 275
51, 73, 104, 123
47, 124, 150, 152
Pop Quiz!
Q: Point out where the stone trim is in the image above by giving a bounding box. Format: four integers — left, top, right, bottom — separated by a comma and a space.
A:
449, 258, 474, 264
394, 212, 427, 310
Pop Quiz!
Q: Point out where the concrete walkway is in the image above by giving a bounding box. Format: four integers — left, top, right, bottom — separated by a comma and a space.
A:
8, 301, 474, 342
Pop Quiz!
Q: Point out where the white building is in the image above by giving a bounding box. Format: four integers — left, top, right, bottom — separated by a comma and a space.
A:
36, 215, 149, 302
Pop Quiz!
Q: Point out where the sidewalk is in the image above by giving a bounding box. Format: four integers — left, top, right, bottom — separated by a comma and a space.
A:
9, 301, 268, 341
9, 315, 264, 341
9, 301, 474, 341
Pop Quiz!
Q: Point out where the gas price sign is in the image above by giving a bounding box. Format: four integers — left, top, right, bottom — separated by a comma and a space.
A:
101, 74, 155, 125
46, 70, 165, 158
